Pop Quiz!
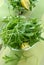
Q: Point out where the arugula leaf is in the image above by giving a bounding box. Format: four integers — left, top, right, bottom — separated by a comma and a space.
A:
8, 0, 37, 13
1, 18, 41, 49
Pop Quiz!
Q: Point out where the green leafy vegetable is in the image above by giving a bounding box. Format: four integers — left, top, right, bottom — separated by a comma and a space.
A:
8, 0, 37, 14
1, 18, 41, 49
3, 50, 28, 64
